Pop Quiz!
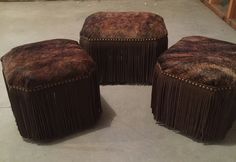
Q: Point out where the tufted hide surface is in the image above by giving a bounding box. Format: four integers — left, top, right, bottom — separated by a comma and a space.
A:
1, 39, 95, 89
157, 36, 236, 87
80, 12, 168, 39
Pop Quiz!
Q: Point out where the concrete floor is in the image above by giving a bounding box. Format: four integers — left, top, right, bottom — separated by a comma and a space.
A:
0, 0, 236, 162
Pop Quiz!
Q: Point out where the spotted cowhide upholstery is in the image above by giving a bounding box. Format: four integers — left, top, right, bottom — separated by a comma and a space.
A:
1, 39, 95, 89
80, 12, 168, 39
157, 36, 236, 87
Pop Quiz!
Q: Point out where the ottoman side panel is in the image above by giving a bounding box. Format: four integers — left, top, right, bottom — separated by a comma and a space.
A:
80, 37, 168, 85
151, 65, 236, 141
5, 70, 101, 140
203, 90, 236, 140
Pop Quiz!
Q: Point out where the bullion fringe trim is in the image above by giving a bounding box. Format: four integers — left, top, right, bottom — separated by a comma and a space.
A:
3, 69, 102, 141
80, 35, 168, 85
151, 65, 236, 142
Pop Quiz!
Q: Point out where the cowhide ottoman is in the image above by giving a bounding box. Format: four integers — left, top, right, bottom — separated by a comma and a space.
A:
151, 36, 236, 142
80, 12, 168, 85
1, 39, 102, 141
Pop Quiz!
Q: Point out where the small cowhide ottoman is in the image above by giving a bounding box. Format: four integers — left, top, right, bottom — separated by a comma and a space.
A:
1, 39, 102, 141
151, 36, 236, 142
80, 12, 168, 84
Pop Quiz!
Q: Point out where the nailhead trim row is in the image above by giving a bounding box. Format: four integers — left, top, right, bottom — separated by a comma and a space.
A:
9, 68, 234, 92
7, 70, 95, 92
160, 71, 234, 92
80, 34, 167, 42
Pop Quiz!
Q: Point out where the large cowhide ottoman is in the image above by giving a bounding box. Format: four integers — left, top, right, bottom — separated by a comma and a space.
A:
1, 39, 102, 141
151, 36, 236, 142
80, 12, 168, 84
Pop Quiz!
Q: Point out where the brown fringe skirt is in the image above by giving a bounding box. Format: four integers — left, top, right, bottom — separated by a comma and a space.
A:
80, 36, 168, 85
4, 70, 102, 141
151, 65, 236, 142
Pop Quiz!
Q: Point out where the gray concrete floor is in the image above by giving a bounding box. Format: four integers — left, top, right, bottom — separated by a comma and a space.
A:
0, 0, 236, 162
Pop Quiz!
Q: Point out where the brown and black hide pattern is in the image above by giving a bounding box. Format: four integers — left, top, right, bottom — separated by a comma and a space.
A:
80, 12, 168, 39
157, 36, 236, 87
1, 39, 95, 89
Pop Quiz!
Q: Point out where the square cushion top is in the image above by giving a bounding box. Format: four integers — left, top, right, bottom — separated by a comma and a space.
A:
1, 39, 95, 90
157, 36, 236, 87
80, 12, 168, 40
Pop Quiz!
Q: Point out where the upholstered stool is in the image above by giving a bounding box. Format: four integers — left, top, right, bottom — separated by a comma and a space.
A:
80, 12, 168, 84
1, 39, 102, 141
151, 36, 236, 142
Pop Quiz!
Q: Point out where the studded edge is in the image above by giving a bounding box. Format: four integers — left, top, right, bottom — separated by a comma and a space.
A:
157, 67, 234, 92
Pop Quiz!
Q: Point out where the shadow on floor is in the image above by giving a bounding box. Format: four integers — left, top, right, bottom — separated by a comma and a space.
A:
199, 121, 236, 146
24, 96, 116, 145
157, 120, 236, 145
217, 121, 236, 146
